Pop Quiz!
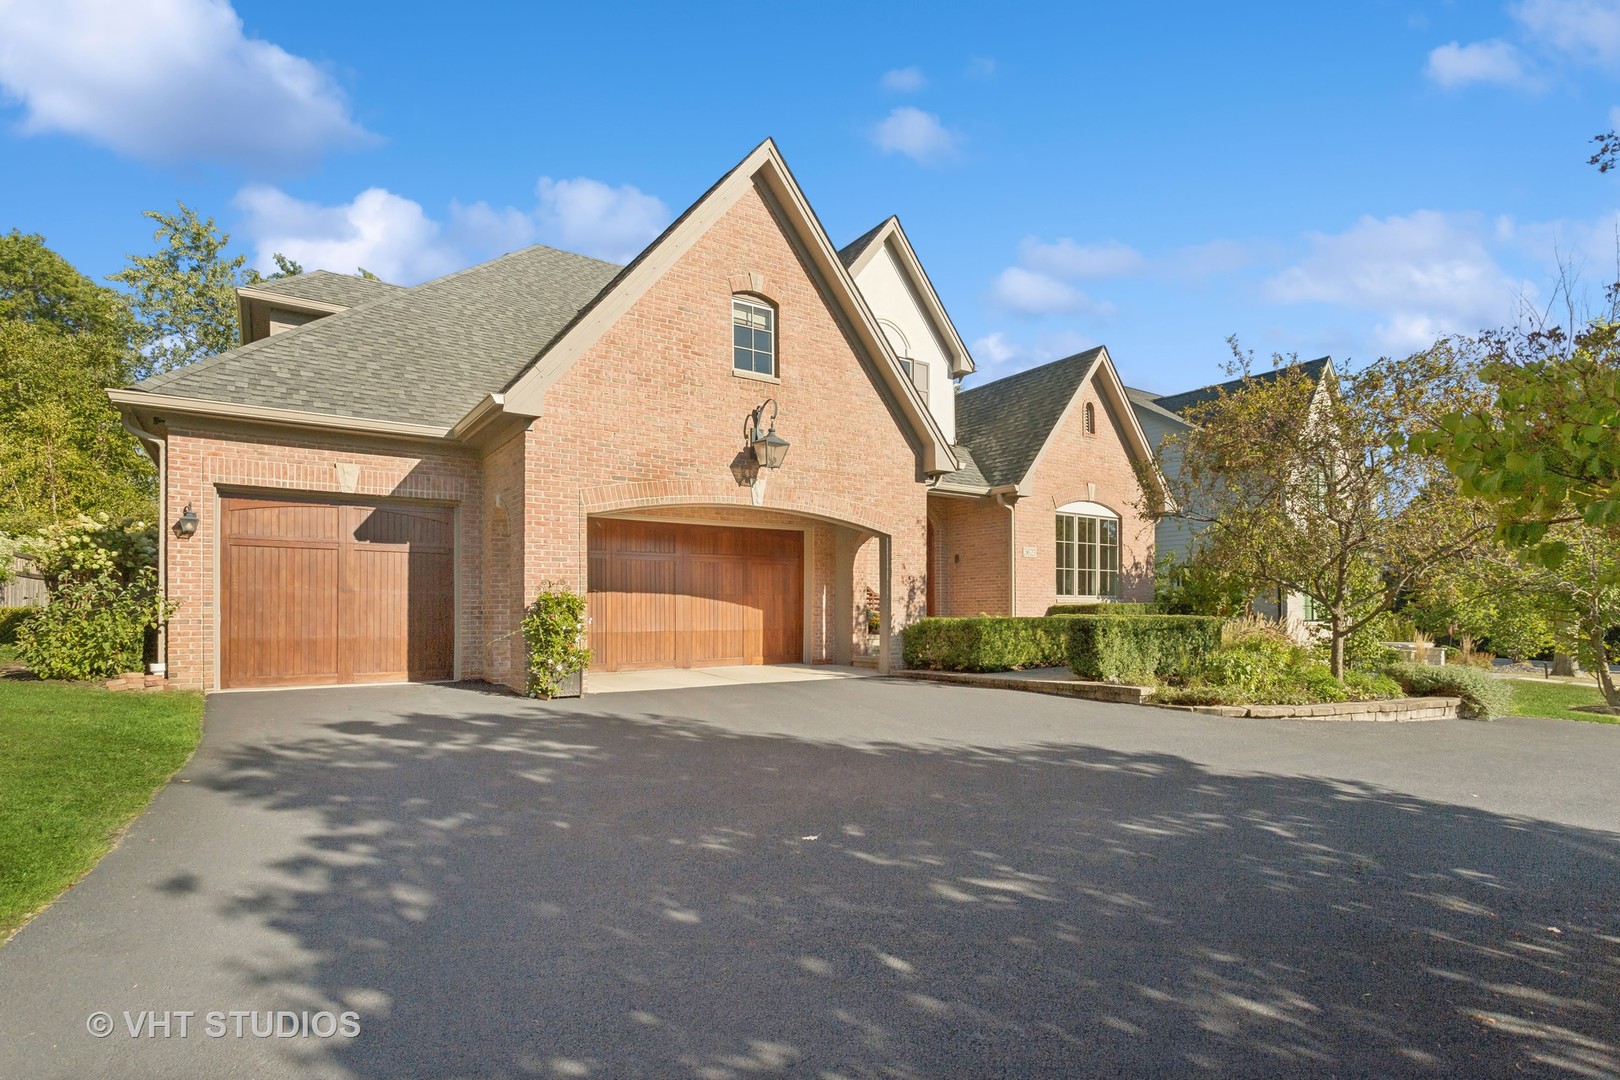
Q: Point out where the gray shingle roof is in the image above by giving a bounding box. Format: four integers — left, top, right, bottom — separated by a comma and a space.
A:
245, 270, 405, 309
935, 443, 987, 488
134, 246, 623, 428
1123, 385, 1190, 426
1150, 356, 1331, 417
837, 218, 891, 268
954, 347, 1105, 487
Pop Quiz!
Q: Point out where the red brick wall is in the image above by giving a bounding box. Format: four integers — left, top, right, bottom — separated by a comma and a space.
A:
1013, 381, 1155, 614
512, 181, 930, 678
927, 495, 1012, 616
161, 421, 484, 691
160, 182, 939, 691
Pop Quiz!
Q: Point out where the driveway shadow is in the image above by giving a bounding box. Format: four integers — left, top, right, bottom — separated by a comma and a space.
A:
196, 687, 1620, 1079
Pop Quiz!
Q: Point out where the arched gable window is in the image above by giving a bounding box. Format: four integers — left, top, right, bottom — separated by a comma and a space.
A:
732, 295, 776, 377
879, 319, 930, 405
1055, 500, 1119, 598
1083, 401, 1096, 435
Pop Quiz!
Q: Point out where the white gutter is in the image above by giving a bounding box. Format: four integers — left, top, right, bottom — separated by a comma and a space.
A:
993, 486, 1019, 615
119, 415, 166, 674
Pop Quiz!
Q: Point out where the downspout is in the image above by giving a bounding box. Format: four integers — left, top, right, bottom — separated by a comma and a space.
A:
994, 490, 1016, 616
120, 416, 166, 674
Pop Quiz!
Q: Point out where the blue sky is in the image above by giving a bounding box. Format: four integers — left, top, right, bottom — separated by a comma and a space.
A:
2, 0, 1619, 394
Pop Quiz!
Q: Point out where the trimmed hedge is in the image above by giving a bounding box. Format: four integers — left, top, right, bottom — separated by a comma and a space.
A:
1066, 615, 1222, 682
902, 617, 1072, 672
0, 606, 35, 645
1046, 602, 1160, 616
1384, 661, 1510, 719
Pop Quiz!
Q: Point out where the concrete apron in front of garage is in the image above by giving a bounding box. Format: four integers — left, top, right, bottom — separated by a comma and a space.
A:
586, 662, 877, 695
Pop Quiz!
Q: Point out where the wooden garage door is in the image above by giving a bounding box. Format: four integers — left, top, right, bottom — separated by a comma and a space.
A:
220, 497, 455, 688
588, 519, 803, 672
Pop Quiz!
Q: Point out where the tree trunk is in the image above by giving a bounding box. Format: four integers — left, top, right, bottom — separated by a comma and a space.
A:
1329, 616, 1346, 680
1551, 652, 1577, 677
1589, 625, 1620, 709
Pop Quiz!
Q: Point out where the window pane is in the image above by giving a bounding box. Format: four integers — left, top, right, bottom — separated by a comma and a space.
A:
755, 349, 774, 375
734, 325, 751, 348
734, 346, 750, 371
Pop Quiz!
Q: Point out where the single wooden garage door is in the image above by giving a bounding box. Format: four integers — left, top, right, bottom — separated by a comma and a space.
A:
588, 519, 803, 671
220, 497, 455, 688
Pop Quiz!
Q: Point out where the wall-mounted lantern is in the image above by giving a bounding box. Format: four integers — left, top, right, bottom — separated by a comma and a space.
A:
746, 398, 790, 470
173, 504, 199, 538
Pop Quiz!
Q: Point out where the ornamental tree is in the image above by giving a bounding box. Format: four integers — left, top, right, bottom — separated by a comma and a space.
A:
1141, 341, 1495, 678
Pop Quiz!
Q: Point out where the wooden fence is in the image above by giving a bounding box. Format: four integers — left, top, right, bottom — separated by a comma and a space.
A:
1, 556, 46, 608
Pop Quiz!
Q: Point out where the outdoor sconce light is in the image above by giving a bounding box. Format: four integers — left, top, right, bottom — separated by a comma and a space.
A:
173, 504, 199, 538
746, 398, 790, 470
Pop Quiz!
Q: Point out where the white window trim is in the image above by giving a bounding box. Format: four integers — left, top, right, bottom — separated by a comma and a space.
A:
1054, 501, 1121, 600
732, 295, 777, 378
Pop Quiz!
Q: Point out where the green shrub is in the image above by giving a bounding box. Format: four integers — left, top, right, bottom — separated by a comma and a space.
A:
16, 568, 172, 680
1045, 602, 1160, 616
1065, 615, 1222, 682
1149, 685, 1246, 706
902, 617, 1071, 672
1384, 661, 1510, 719
0, 606, 34, 645
521, 584, 591, 698
1343, 671, 1404, 701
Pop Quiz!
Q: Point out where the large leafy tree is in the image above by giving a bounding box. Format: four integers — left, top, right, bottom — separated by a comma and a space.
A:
1412, 320, 1620, 565
1411, 318, 1620, 706
1142, 342, 1495, 677
0, 233, 152, 532
0, 318, 152, 531
0, 229, 137, 346
110, 203, 248, 381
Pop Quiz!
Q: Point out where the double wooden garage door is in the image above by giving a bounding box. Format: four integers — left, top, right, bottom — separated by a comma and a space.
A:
588, 519, 804, 671
220, 496, 455, 688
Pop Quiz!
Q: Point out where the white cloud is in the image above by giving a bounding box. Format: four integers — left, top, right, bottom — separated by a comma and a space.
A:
1264, 210, 1531, 351
971, 331, 1021, 367
967, 57, 998, 79
1018, 237, 1148, 279
870, 107, 962, 165
1513, 0, 1620, 64
990, 267, 1104, 316
0, 0, 373, 168
968, 329, 1094, 378
1171, 238, 1261, 281
1424, 39, 1534, 88
533, 177, 669, 263
235, 186, 459, 284
235, 173, 671, 284
880, 66, 926, 92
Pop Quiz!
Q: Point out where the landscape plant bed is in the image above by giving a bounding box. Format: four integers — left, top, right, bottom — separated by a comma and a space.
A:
891, 668, 1463, 719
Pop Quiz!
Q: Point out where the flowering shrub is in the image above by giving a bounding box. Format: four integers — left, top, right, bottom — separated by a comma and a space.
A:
18, 566, 174, 680
521, 584, 591, 698
13, 515, 173, 680
20, 515, 157, 588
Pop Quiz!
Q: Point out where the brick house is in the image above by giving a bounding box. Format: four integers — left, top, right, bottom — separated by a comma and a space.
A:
109, 141, 1163, 692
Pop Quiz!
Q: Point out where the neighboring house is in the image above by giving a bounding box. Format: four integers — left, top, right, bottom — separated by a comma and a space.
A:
108, 140, 1161, 693
1126, 357, 1337, 623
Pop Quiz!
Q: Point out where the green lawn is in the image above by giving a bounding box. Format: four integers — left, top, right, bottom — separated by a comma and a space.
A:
0, 679, 202, 938
1506, 677, 1619, 724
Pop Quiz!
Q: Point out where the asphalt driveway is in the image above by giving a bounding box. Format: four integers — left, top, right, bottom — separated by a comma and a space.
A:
2, 679, 1618, 1079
